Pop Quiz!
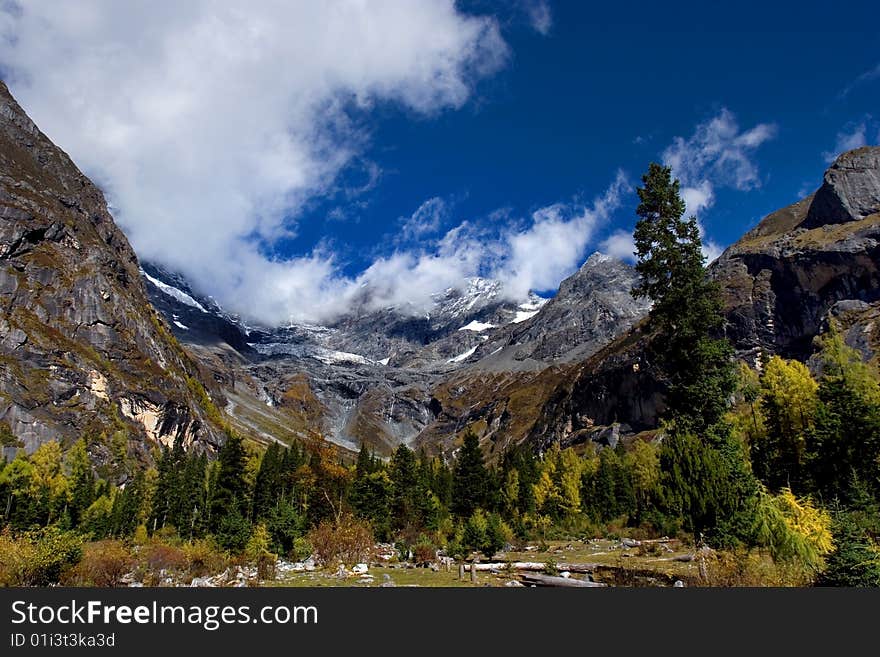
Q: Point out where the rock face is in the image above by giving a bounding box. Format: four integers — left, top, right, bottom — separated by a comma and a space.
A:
804, 147, 880, 228
482, 253, 651, 367
0, 81, 222, 462
713, 147, 880, 362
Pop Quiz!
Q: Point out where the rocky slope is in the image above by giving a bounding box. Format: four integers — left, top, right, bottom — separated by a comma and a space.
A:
0, 81, 223, 463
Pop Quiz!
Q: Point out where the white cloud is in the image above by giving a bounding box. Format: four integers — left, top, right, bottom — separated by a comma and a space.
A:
661, 108, 776, 260
492, 171, 628, 296
353, 171, 628, 312
680, 180, 715, 218
523, 1, 552, 36
400, 197, 449, 240
662, 108, 777, 199
822, 120, 869, 163
599, 230, 636, 263
840, 62, 880, 99
0, 1, 508, 325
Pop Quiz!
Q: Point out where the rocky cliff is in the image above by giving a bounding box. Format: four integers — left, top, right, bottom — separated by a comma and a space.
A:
714, 146, 880, 362
0, 81, 223, 463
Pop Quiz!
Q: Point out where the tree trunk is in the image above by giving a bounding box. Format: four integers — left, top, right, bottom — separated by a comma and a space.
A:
520, 573, 607, 588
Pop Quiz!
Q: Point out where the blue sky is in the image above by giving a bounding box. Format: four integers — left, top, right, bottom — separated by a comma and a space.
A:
301, 0, 880, 281
1, 1, 878, 323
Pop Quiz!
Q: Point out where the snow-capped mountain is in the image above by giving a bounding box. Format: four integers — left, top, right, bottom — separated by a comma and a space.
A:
139, 254, 644, 456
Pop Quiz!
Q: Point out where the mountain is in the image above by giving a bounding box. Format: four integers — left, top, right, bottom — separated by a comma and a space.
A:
0, 81, 223, 464
141, 249, 646, 456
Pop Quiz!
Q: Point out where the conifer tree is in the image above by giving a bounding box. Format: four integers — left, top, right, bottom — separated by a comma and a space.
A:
632, 163, 758, 544
209, 432, 250, 544
451, 430, 488, 517
632, 162, 735, 435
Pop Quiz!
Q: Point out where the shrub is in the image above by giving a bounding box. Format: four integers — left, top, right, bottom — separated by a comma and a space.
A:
307, 513, 374, 567
289, 537, 313, 562
183, 539, 228, 578
412, 536, 437, 565
67, 540, 132, 587
0, 527, 83, 586
140, 541, 188, 575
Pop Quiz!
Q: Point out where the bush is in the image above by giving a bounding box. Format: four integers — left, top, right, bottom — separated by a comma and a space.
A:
0, 527, 83, 586
290, 537, 313, 562
66, 540, 132, 587
307, 513, 374, 567
140, 541, 188, 575
183, 539, 228, 578
412, 536, 437, 565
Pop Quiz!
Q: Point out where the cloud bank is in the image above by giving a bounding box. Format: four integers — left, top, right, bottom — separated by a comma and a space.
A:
0, 1, 517, 324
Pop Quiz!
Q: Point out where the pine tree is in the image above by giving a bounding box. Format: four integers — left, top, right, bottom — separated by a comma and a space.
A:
632, 162, 735, 435
631, 163, 758, 545
66, 439, 96, 527
389, 445, 421, 532
451, 431, 488, 517
209, 432, 250, 536
252, 442, 283, 521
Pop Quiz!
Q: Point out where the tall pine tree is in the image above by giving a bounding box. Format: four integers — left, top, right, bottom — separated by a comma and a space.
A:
451, 431, 488, 517
632, 163, 757, 545
632, 162, 735, 435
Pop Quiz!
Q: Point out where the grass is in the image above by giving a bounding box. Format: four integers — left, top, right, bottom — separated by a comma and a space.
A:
269, 539, 705, 588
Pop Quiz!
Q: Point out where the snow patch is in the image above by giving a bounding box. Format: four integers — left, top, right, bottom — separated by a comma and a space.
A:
511, 309, 539, 323
141, 270, 207, 312
458, 320, 495, 332
249, 342, 376, 366
447, 345, 478, 363
378, 357, 390, 366
173, 320, 189, 330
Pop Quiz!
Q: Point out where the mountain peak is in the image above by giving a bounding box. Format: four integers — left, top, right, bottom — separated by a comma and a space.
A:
805, 145, 880, 228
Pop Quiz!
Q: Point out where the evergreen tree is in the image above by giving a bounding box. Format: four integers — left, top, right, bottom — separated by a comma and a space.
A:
632, 162, 758, 544
451, 431, 488, 517
807, 330, 880, 502
209, 432, 250, 535
389, 445, 421, 532
66, 439, 96, 527
632, 162, 735, 435
350, 470, 393, 541
252, 442, 283, 521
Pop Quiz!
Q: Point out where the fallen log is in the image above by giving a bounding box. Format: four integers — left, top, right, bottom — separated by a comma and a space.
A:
463, 562, 603, 573
520, 573, 607, 588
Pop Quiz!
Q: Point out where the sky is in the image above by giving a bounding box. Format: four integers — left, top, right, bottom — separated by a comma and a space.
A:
0, 0, 878, 326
